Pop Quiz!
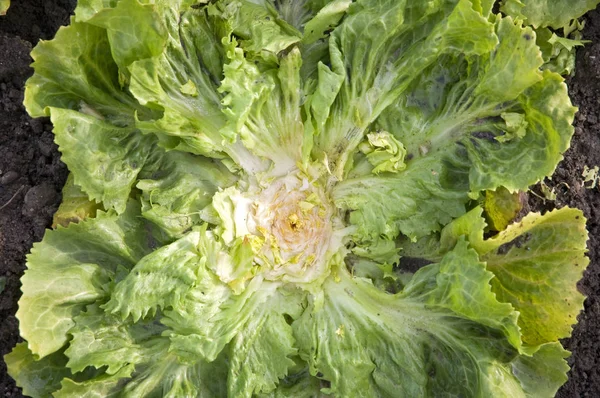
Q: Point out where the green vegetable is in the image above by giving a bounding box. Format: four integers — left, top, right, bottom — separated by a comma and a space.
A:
6, 0, 590, 396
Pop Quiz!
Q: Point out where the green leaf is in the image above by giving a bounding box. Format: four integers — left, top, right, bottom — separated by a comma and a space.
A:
4, 343, 71, 398
220, 46, 307, 172
84, 0, 167, 69
472, 0, 495, 16
256, 368, 326, 398
137, 149, 238, 237
65, 304, 167, 375
209, 0, 301, 62
55, 365, 134, 398
104, 231, 208, 322
473, 17, 543, 103
179, 79, 198, 97
273, 0, 313, 30
511, 342, 570, 397
57, 304, 228, 397
437, 206, 588, 346
302, 0, 351, 45
24, 19, 148, 121
118, 354, 228, 397
0, 0, 10, 15
17, 202, 155, 358
537, 28, 589, 76
375, 17, 573, 199
333, 154, 468, 243
50, 108, 154, 213
500, 0, 600, 29
376, 16, 543, 162
52, 174, 103, 229
128, 7, 233, 158
164, 276, 279, 362
452, 70, 576, 195
60, 348, 228, 398
294, 241, 528, 397
313, 0, 497, 178
479, 208, 588, 346
228, 289, 304, 397
18, 263, 111, 359
74, 0, 117, 22
5, 343, 72, 398
24, 18, 158, 212
482, 186, 523, 231
357, 130, 407, 174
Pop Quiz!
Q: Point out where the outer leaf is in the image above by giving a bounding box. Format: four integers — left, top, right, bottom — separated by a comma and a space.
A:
500, 0, 600, 29
478, 208, 588, 345
54, 366, 134, 398
74, 0, 199, 22
256, 369, 326, 398
0, 0, 9, 15
228, 289, 304, 397
472, 0, 494, 16
17, 203, 155, 358
17, 262, 111, 359
128, 7, 231, 157
164, 276, 279, 362
473, 18, 543, 103
104, 231, 207, 322
511, 342, 570, 397
24, 19, 157, 212
59, 351, 227, 398
84, 0, 167, 69
313, 0, 497, 178
24, 19, 148, 122
118, 355, 228, 397
58, 303, 227, 397
50, 108, 154, 213
536, 26, 588, 76
294, 240, 526, 397
370, 19, 574, 215
52, 174, 103, 229
450, 70, 576, 195
376, 16, 552, 186
272, 0, 313, 30
482, 186, 523, 231
5, 343, 71, 398
65, 304, 168, 374
334, 13, 555, 247
435, 207, 588, 346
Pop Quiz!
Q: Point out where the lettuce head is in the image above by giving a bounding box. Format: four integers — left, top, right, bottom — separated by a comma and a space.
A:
5, 0, 591, 397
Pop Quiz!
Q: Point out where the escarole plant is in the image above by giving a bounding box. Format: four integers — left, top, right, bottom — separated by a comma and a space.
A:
5, 0, 593, 396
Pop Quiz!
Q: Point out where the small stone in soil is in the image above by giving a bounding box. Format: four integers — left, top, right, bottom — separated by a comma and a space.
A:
0, 171, 19, 185
22, 183, 57, 217
29, 118, 44, 134
38, 133, 54, 157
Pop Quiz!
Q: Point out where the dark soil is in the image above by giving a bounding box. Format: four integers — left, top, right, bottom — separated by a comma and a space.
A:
541, 8, 600, 397
0, 2, 73, 397
0, 1, 598, 397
